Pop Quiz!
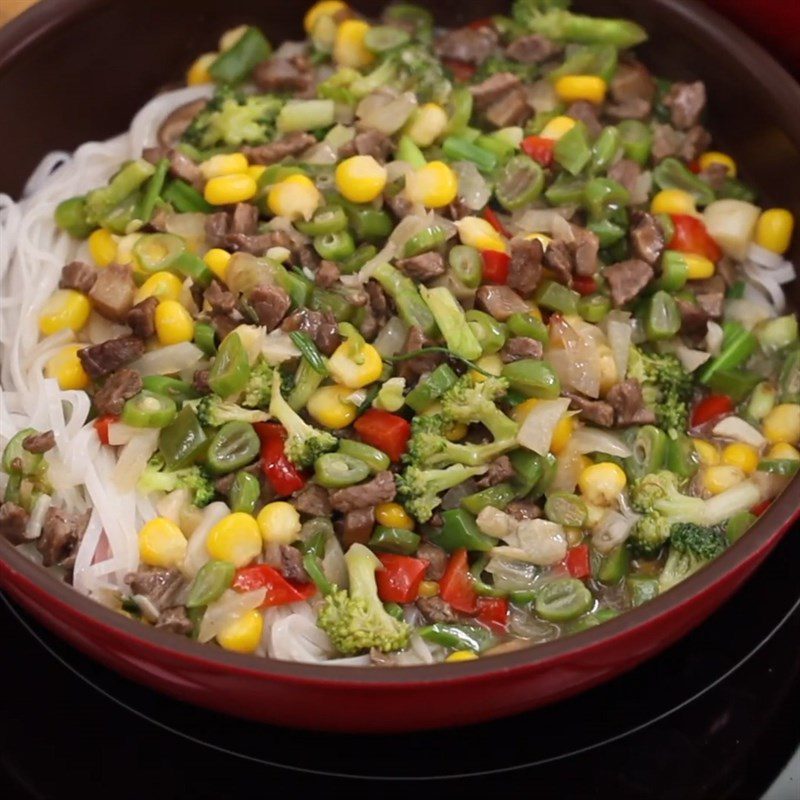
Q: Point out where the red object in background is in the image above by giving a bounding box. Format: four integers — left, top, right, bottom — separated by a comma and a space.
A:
353, 409, 411, 463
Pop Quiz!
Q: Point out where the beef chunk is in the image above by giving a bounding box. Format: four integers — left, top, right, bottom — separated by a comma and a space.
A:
564, 391, 615, 427
230, 203, 259, 236
226, 231, 292, 257
126, 296, 158, 339
566, 101, 602, 138
607, 158, 642, 195
280, 544, 310, 583
435, 25, 498, 64
126, 567, 186, 612
205, 212, 230, 248
395, 252, 446, 282
699, 162, 730, 191
204, 280, 237, 314
93, 368, 143, 416
78, 336, 145, 380
281, 308, 341, 356
397, 325, 442, 382
167, 150, 203, 188
59, 260, 97, 293
501, 336, 543, 363
651, 124, 682, 161
38, 506, 90, 568
486, 88, 532, 128
340, 128, 395, 162
475, 285, 529, 321
0, 502, 29, 545
571, 226, 600, 277
250, 284, 291, 331
663, 81, 707, 130
630, 211, 664, 266
505, 34, 561, 64
329, 471, 396, 513
679, 125, 712, 162
339, 507, 375, 547
416, 595, 458, 623
242, 131, 316, 165
476, 455, 515, 488
417, 540, 448, 581
315, 259, 341, 289
88, 263, 137, 322
506, 500, 542, 521
384, 192, 414, 220
193, 369, 211, 394
676, 297, 709, 334
543, 239, 574, 286
155, 606, 193, 635
607, 379, 657, 427
604, 259, 654, 307
211, 312, 240, 340
607, 60, 655, 119
22, 430, 55, 454
470, 72, 522, 111
293, 483, 332, 517
157, 99, 207, 148
365, 280, 389, 328
507, 237, 543, 298
253, 54, 313, 94
691, 276, 726, 319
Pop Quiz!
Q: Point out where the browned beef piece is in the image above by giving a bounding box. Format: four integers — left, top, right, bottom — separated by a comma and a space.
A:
340, 128, 395, 162
89, 263, 136, 322
211, 312, 240, 340
37, 506, 90, 568
679, 125, 712, 162
339, 506, 375, 546
417, 540, 448, 581
330, 471, 396, 513
664, 81, 706, 130
607, 379, 657, 427
126, 296, 158, 339
475, 285, 529, 321
205, 212, 230, 248
416, 595, 458, 623
506, 501, 542, 521
59, 260, 97, 293
157, 99, 207, 148
384, 192, 414, 220
22, 430, 55, 454
607, 60, 655, 119
564, 391, 615, 427
126, 567, 186, 612
486, 88, 532, 128
213, 473, 237, 496
607, 158, 642, 195
651, 124, 682, 161
205, 280, 237, 314
505, 34, 561, 63
395, 252, 446, 282
507, 237, 543, 297
226, 231, 292, 257
168, 149, 203, 188
476, 455, 515, 488
604, 259, 654, 307
250, 284, 291, 331
606, 97, 651, 120
79, 336, 145, 380
253, 54, 313, 94
470, 73, 522, 111
281, 308, 341, 356
142, 145, 168, 164
93, 369, 143, 416
155, 606, 193, 635
566, 101, 602, 138
630, 211, 664, 266
0, 502, 29, 545
571, 226, 600, 277
435, 25, 498, 64
544, 239, 573, 286
242, 131, 316, 165
397, 325, 442, 382
193, 369, 211, 394
315, 260, 341, 288
690, 276, 726, 319
230, 203, 259, 236
365, 280, 389, 328
699, 162, 730, 191
501, 337, 543, 363
677, 297, 709, 334
293, 483, 332, 517
280, 544, 310, 583
444, 197, 472, 222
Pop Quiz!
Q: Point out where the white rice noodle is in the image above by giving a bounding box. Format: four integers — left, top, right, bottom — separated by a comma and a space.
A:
24, 493, 52, 541
198, 588, 267, 644
112, 428, 160, 492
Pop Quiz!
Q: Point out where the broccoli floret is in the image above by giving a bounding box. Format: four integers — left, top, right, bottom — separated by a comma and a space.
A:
317, 543, 412, 655
475, 54, 540, 82
269, 372, 336, 468
182, 88, 282, 149
659, 522, 727, 592
397, 463, 488, 522
513, 0, 571, 28
193, 395, 270, 428
440, 375, 519, 442
137, 454, 215, 507
627, 347, 694, 436
240, 358, 273, 409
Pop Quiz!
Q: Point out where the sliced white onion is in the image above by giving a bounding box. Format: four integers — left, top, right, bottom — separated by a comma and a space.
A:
592, 508, 637, 554
747, 242, 786, 270
570, 427, 633, 458
111, 428, 159, 492
724, 298, 775, 330
451, 161, 491, 210
128, 342, 204, 376
702, 199, 761, 261
603, 310, 632, 382
526, 79, 558, 113
712, 415, 767, 448
386, 160, 414, 182
512, 207, 572, 235
358, 91, 417, 134
493, 519, 568, 565
705, 320, 724, 355
183, 501, 230, 577
743, 266, 787, 313
672, 344, 711, 372
164, 212, 207, 252
302, 142, 338, 165
24, 493, 52, 541
629, 170, 653, 205
373, 315, 408, 358
517, 397, 571, 455
83, 312, 131, 345
261, 330, 301, 365
198, 588, 266, 643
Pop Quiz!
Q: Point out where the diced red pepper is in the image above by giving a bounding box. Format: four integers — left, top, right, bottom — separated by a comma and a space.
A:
564, 543, 591, 579
94, 415, 117, 445
691, 394, 733, 427
572, 275, 598, 296
521, 135, 555, 167
751, 499, 772, 516
483, 207, 511, 238
476, 597, 509, 631
253, 422, 306, 496
669, 214, 723, 262
439, 548, 478, 614
375, 553, 428, 604
467, 17, 494, 30
232, 564, 316, 606
354, 409, 411, 463
481, 249, 511, 284
442, 58, 476, 82
688, 158, 701, 174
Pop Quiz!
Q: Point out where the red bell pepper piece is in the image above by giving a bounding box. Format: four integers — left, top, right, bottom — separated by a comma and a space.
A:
751, 499, 772, 516
668, 214, 723, 262
253, 422, 306, 496
481, 249, 511, 284
442, 58, 476, 82
439, 548, 478, 614
521, 135, 555, 167
375, 553, 428, 604
354, 409, 411, 462
467, 17, 494, 30
691, 394, 733, 427
482, 206, 511, 238
94, 415, 117, 445
572, 275, 598, 296
688, 158, 701, 174
476, 597, 509, 631
564, 543, 591, 579
232, 564, 316, 606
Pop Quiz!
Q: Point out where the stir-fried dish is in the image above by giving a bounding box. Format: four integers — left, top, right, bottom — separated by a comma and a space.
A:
2, 0, 799, 665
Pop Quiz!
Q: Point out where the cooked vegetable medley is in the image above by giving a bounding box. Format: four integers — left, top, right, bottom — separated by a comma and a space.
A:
3, 0, 800, 665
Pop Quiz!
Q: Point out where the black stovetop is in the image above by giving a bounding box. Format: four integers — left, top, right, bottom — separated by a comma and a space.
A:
2, 527, 798, 799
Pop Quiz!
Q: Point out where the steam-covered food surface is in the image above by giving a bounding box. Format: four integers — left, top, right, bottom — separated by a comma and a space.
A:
1, 0, 799, 666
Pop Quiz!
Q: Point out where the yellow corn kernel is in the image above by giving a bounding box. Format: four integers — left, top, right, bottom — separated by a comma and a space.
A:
88, 227, 117, 267
684, 253, 715, 280
204, 173, 257, 206
200, 152, 249, 181
187, 52, 218, 86
375, 502, 414, 530
206, 512, 262, 567
763, 403, 800, 445
134, 271, 184, 304
334, 19, 374, 69
335, 155, 387, 203
698, 151, 737, 178
767, 442, 800, 461
446, 650, 479, 663
454, 216, 507, 253
307, 384, 358, 428
257, 501, 302, 545
597, 344, 618, 395
554, 75, 607, 105
267, 174, 321, 220
550, 413, 575, 455
579, 455, 593, 472
328, 340, 383, 388
203, 248, 233, 282
404, 160, 459, 209
248, 164, 266, 182
722, 442, 759, 474
524, 232, 552, 250
693, 438, 720, 467
755, 208, 795, 255
138, 517, 187, 568
219, 24, 248, 51
154, 299, 194, 345
578, 462, 627, 506
702, 465, 745, 495
39, 289, 91, 336
304, 0, 347, 33
651, 188, 697, 216
539, 115, 576, 141
405, 103, 448, 147
45, 344, 89, 390
216, 609, 264, 654
418, 580, 440, 598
